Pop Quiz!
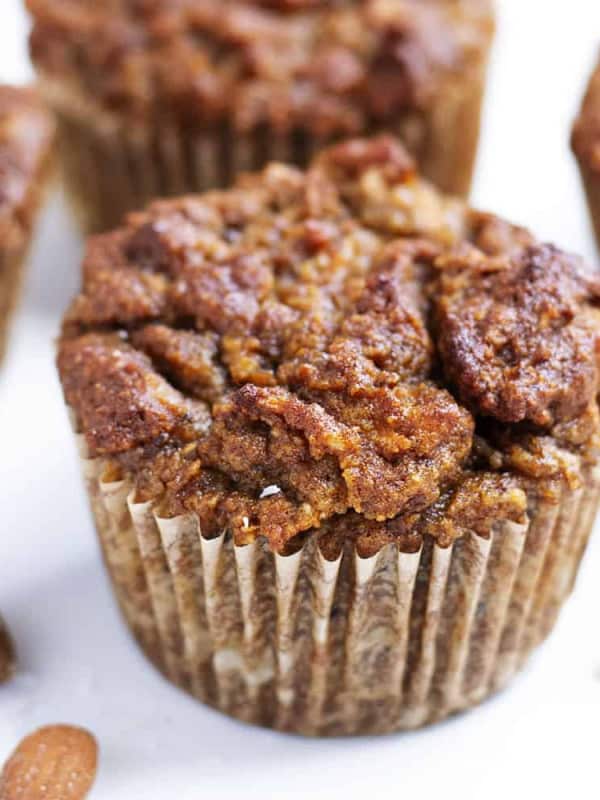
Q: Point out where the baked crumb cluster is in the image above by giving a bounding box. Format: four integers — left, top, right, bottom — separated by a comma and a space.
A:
58, 136, 600, 555
27, 0, 492, 133
0, 86, 54, 250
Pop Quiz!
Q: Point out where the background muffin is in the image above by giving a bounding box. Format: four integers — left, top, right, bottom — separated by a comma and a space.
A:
57, 135, 600, 736
26, 0, 494, 233
0, 85, 54, 364
572, 52, 600, 250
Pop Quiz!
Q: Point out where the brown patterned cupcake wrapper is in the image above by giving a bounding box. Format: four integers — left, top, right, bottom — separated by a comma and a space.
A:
0, 246, 27, 364
55, 114, 325, 234
75, 428, 600, 736
576, 162, 600, 250
39, 67, 487, 234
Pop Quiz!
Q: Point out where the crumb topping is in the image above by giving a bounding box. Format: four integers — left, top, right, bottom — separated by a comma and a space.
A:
434, 243, 600, 426
0, 85, 54, 249
58, 136, 600, 553
27, 0, 494, 133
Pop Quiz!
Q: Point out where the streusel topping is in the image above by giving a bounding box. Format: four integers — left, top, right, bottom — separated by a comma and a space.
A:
58, 136, 600, 554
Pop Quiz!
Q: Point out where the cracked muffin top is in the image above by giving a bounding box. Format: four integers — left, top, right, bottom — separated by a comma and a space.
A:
572, 53, 600, 175
58, 136, 600, 556
27, 0, 494, 133
0, 86, 54, 249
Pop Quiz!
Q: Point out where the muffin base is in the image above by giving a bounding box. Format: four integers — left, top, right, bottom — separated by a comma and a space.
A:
74, 426, 600, 736
40, 66, 488, 233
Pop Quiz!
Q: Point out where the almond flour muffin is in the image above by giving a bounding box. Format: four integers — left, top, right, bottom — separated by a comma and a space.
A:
58, 136, 600, 735
27, 0, 494, 233
0, 86, 54, 364
572, 53, 600, 250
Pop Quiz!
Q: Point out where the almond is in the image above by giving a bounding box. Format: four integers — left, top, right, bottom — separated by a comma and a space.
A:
0, 725, 98, 800
0, 616, 15, 684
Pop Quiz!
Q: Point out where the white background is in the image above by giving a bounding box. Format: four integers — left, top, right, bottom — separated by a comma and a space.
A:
1, 2, 600, 798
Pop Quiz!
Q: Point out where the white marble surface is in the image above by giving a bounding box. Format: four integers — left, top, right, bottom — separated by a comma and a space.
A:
1, 2, 599, 798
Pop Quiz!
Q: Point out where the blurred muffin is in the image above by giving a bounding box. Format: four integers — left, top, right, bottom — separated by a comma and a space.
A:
0, 86, 54, 364
572, 52, 600, 249
58, 136, 600, 735
27, 0, 494, 232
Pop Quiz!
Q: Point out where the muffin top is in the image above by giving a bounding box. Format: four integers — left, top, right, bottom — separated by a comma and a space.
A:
0, 86, 54, 249
58, 136, 600, 556
572, 54, 600, 175
27, 0, 494, 134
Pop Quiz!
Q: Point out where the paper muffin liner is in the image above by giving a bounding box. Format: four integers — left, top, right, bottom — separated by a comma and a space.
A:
71, 421, 600, 736
0, 246, 27, 364
575, 161, 600, 250
37, 64, 487, 234
53, 112, 330, 234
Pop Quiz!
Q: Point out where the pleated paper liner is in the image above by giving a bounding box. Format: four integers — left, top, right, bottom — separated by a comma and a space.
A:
575, 161, 600, 250
37, 62, 488, 234
71, 420, 600, 736
0, 247, 26, 364
54, 113, 331, 235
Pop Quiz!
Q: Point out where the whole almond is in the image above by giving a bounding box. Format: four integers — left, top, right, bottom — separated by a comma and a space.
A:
0, 725, 98, 800
0, 616, 15, 684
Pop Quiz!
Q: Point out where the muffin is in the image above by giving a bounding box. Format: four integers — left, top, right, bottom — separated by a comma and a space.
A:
0, 86, 54, 364
572, 53, 600, 249
58, 136, 600, 736
27, 0, 494, 233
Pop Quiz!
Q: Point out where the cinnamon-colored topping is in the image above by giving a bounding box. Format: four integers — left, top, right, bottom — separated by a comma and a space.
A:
0, 86, 54, 251
59, 333, 211, 454
199, 381, 472, 550
27, 0, 494, 133
572, 54, 600, 175
433, 243, 600, 426
58, 135, 600, 552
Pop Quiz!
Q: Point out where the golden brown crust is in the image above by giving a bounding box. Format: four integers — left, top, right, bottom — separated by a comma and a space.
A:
58, 135, 600, 552
27, 0, 493, 135
433, 243, 600, 426
58, 333, 211, 454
